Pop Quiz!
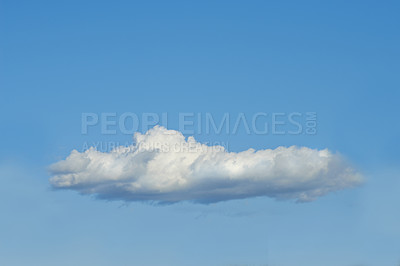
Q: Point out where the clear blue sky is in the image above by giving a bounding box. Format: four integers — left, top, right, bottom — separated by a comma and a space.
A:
0, 1, 399, 265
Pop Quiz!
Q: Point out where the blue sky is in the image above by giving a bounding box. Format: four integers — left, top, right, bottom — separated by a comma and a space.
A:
0, 0, 399, 265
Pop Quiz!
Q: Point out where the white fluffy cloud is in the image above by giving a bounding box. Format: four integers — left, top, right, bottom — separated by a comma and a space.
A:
49, 126, 362, 203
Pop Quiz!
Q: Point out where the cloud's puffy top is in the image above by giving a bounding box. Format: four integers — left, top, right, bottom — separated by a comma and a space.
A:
50, 126, 362, 203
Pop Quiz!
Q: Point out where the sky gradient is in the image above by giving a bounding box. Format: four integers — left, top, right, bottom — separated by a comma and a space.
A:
1, 1, 399, 265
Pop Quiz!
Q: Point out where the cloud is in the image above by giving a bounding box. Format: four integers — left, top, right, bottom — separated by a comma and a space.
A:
49, 126, 362, 203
